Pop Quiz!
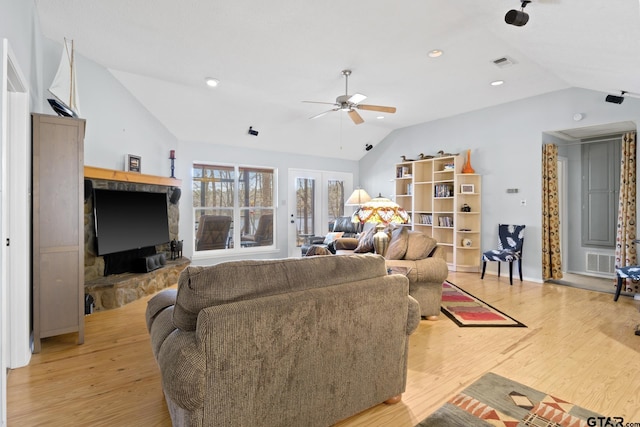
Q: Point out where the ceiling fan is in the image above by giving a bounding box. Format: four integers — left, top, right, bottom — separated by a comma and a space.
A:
303, 69, 396, 125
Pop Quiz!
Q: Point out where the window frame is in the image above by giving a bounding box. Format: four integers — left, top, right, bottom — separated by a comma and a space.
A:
192, 162, 278, 256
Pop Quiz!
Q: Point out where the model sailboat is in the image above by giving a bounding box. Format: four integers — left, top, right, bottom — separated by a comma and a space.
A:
47, 38, 80, 118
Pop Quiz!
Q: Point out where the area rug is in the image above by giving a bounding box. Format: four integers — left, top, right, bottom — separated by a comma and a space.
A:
415, 372, 603, 427
441, 281, 526, 327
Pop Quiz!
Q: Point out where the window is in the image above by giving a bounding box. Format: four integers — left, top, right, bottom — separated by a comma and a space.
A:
193, 163, 275, 252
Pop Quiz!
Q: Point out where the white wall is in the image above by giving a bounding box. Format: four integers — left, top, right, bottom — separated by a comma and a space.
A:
41, 39, 179, 176
360, 87, 640, 282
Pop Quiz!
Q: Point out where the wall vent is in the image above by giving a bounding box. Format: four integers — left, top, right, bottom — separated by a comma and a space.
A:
492, 56, 516, 68
585, 253, 615, 275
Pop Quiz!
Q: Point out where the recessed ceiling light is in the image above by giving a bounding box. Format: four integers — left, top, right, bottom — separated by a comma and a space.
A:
428, 49, 443, 58
491, 80, 504, 86
377, 116, 385, 120
205, 77, 219, 88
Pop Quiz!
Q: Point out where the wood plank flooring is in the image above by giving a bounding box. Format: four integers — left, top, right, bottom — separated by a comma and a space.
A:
8, 272, 640, 426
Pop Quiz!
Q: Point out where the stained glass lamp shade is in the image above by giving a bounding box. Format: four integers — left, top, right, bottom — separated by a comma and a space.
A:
352, 194, 410, 256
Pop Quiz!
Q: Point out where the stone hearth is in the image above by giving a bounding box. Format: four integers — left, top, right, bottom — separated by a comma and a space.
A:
85, 257, 189, 311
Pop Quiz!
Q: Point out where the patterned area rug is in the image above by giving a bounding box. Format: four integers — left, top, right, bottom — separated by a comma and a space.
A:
415, 372, 602, 427
441, 281, 526, 327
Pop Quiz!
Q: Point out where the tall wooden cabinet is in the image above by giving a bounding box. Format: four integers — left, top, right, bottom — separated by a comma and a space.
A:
394, 155, 482, 272
32, 113, 85, 352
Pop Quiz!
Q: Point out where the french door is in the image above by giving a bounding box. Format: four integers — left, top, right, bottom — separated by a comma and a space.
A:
287, 169, 353, 257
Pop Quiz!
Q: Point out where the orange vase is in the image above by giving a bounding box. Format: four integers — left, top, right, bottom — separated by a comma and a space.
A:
462, 149, 475, 174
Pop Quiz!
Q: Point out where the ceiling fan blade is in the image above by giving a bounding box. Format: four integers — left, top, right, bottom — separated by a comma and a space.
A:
348, 109, 364, 125
302, 101, 338, 106
357, 104, 397, 114
309, 108, 338, 120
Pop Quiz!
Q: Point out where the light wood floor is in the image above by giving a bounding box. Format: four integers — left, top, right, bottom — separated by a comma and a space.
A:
7, 272, 640, 426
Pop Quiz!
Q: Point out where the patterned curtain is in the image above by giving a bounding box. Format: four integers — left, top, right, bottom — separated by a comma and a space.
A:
542, 144, 562, 280
615, 132, 637, 292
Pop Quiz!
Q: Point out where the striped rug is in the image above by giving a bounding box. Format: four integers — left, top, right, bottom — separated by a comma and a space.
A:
440, 281, 526, 327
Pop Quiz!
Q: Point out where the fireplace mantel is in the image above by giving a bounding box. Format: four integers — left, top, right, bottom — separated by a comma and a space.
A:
84, 166, 182, 187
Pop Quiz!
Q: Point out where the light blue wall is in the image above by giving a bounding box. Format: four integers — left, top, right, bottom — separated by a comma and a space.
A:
360, 87, 640, 282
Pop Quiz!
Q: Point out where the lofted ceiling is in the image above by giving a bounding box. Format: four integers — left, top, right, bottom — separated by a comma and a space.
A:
34, 0, 640, 160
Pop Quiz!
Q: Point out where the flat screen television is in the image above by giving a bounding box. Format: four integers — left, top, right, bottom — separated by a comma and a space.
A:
93, 189, 170, 256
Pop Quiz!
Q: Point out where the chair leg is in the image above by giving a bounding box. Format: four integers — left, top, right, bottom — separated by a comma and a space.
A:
497, 262, 501, 278
481, 261, 487, 279
518, 259, 523, 281
614, 275, 623, 302
508, 261, 513, 286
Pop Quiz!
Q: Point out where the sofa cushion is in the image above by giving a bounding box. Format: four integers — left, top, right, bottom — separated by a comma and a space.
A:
353, 226, 376, 253
173, 254, 388, 331
404, 232, 438, 260
386, 225, 409, 260
323, 231, 344, 245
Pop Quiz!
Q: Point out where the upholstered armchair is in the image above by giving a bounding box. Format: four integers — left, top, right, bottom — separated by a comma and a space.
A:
300, 216, 362, 255
333, 226, 449, 319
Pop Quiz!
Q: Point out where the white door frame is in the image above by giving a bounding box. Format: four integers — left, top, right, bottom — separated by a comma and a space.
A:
558, 156, 568, 273
287, 169, 353, 257
2, 38, 31, 426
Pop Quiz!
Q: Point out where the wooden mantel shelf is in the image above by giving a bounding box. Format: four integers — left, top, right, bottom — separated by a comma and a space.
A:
85, 166, 182, 187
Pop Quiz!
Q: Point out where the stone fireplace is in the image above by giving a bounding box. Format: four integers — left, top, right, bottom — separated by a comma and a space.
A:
83, 166, 189, 311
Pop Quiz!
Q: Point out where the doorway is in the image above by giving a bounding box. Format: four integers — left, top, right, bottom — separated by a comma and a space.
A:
1, 38, 31, 426
544, 121, 637, 296
287, 169, 353, 257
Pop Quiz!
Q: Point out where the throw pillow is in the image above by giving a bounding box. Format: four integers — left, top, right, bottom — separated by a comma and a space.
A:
404, 232, 438, 260
386, 225, 409, 260
353, 226, 376, 253
322, 231, 345, 245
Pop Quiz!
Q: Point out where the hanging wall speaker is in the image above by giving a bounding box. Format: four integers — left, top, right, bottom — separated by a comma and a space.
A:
169, 188, 182, 204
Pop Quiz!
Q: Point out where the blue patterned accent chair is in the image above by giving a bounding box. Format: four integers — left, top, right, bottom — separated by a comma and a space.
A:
614, 266, 640, 301
481, 224, 526, 285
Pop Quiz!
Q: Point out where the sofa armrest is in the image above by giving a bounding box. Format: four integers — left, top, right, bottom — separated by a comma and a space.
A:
430, 245, 446, 261
157, 330, 206, 411
412, 256, 449, 283
334, 237, 359, 251
406, 295, 421, 334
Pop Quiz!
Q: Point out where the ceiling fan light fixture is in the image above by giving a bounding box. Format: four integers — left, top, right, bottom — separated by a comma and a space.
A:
205, 77, 219, 88
348, 93, 367, 104
491, 80, 505, 86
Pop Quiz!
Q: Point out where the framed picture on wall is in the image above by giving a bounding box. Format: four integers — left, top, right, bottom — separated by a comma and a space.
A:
460, 184, 474, 194
128, 154, 141, 173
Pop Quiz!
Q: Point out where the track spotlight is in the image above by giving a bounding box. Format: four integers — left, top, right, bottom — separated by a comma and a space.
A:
605, 91, 626, 104
505, 0, 531, 27
248, 126, 259, 136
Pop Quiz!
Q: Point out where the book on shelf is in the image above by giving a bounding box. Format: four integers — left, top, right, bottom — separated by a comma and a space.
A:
419, 213, 433, 225
434, 184, 454, 197
437, 216, 453, 227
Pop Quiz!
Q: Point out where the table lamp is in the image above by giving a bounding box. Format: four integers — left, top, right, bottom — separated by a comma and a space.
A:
345, 188, 372, 206
352, 193, 410, 256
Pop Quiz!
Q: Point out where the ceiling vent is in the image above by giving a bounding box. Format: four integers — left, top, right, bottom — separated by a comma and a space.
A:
492, 56, 516, 68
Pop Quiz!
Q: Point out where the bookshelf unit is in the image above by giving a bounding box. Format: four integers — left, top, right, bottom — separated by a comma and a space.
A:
394, 155, 481, 272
